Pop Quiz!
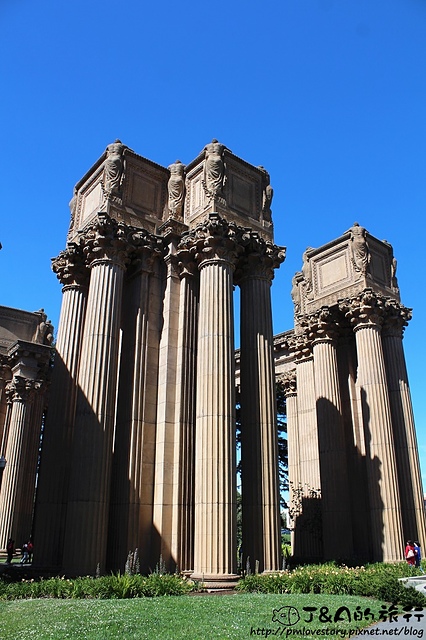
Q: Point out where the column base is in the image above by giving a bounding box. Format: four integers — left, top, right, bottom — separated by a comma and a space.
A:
190, 572, 240, 589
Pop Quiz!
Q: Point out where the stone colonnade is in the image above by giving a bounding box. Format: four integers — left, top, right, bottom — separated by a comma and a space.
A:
34, 212, 285, 581
282, 289, 425, 563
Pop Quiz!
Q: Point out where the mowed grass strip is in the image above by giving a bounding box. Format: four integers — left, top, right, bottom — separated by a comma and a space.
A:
0, 593, 387, 640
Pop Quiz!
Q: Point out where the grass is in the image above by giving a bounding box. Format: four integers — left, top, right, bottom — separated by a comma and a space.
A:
0, 593, 390, 640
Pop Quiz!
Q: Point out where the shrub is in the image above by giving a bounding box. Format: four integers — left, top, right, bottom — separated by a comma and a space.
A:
237, 562, 426, 607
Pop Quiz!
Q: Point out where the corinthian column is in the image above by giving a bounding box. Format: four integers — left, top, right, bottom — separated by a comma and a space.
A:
281, 370, 298, 554
342, 290, 404, 562
308, 308, 353, 560
174, 251, 199, 573
382, 302, 426, 546
0, 377, 35, 548
293, 337, 323, 560
190, 214, 239, 585
238, 239, 285, 573
34, 243, 89, 569
62, 214, 130, 576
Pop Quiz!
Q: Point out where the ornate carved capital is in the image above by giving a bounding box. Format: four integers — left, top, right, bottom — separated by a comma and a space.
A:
299, 307, 340, 344
177, 247, 198, 280
52, 242, 89, 288
82, 213, 132, 269
235, 233, 286, 283
339, 289, 386, 331
178, 213, 243, 269
5, 376, 43, 404
279, 370, 297, 397
382, 300, 412, 338
293, 334, 313, 362
127, 228, 166, 273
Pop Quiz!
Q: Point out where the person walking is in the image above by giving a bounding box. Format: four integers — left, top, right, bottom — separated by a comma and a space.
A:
6, 538, 14, 565
413, 541, 424, 573
20, 541, 29, 564
405, 540, 416, 567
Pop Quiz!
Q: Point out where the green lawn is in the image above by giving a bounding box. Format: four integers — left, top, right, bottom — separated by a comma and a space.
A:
0, 593, 388, 640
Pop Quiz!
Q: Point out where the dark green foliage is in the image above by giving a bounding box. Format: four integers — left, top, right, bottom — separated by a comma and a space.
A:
0, 573, 194, 600
237, 562, 426, 607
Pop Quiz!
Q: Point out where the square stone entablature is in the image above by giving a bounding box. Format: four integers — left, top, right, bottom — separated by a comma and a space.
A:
66, 140, 276, 243
295, 225, 400, 315
184, 147, 274, 241
68, 146, 169, 241
0, 306, 52, 355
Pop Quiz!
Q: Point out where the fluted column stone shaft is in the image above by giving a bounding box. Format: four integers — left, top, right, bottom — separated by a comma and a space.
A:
239, 260, 281, 573
308, 310, 353, 560
281, 370, 298, 553
189, 216, 240, 583
344, 292, 404, 562
175, 255, 199, 573
382, 304, 426, 545
107, 265, 152, 572
0, 378, 34, 548
63, 215, 129, 575
34, 245, 88, 568
153, 247, 181, 568
293, 345, 323, 560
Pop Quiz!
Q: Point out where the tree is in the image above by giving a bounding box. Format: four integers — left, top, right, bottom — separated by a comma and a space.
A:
236, 381, 288, 506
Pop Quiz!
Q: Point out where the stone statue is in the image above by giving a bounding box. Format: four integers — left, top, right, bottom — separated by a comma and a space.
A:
103, 139, 126, 197
258, 166, 273, 220
349, 222, 369, 276
302, 249, 314, 299
291, 274, 301, 313
203, 139, 228, 197
391, 256, 399, 292
33, 310, 54, 345
167, 160, 185, 218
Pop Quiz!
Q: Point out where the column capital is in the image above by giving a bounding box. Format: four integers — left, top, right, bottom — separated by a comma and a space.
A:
382, 300, 412, 338
292, 333, 313, 362
339, 289, 386, 332
52, 243, 89, 288
278, 370, 297, 397
178, 213, 243, 269
177, 247, 198, 280
299, 306, 340, 344
81, 213, 132, 269
235, 233, 286, 283
127, 228, 166, 274
5, 376, 44, 404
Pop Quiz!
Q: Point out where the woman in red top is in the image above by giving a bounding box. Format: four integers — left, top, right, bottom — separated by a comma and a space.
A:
405, 540, 416, 566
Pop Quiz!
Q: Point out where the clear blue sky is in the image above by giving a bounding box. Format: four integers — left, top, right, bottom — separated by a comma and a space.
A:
1, 1, 426, 491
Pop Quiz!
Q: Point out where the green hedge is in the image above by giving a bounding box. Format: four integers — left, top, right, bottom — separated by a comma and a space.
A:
237, 562, 426, 607
0, 572, 194, 600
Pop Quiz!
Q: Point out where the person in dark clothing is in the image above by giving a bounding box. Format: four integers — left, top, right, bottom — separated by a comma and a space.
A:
6, 538, 14, 565
414, 541, 424, 573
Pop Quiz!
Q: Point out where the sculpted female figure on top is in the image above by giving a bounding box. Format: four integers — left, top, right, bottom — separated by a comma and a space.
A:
203, 139, 230, 198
